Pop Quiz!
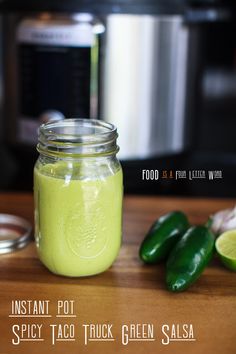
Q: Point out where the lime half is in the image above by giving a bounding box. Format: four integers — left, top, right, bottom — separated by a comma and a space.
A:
215, 230, 236, 271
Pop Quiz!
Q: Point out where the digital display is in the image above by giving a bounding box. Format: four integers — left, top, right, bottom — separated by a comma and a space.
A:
18, 44, 91, 118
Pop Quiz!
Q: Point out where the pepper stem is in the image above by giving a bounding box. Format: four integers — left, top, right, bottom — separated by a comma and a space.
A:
205, 217, 213, 229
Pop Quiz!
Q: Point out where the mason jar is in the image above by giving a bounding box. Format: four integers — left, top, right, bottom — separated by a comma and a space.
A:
34, 119, 123, 277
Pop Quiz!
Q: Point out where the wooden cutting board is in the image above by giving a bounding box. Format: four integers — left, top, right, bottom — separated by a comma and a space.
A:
0, 193, 235, 354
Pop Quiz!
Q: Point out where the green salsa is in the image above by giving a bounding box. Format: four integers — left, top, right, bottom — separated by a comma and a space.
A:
34, 162, 123, 277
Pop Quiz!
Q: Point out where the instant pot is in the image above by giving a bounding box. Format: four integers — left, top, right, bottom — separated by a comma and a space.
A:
0, 0, 232, 159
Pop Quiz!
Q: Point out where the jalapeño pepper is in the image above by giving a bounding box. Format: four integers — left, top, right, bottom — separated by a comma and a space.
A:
166, 225, 215, 292
139, 211, 189, 264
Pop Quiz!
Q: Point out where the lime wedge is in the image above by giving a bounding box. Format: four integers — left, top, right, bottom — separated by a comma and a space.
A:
215, 230, 236, 271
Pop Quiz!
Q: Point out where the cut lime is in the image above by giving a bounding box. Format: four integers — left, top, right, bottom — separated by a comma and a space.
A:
215, 230, 236, 271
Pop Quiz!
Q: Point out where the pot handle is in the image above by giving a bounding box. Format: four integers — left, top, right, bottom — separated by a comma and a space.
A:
184, 6, 232, 24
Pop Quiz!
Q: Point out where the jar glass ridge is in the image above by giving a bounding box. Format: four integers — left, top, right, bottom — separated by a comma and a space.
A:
37, 118, 119, 157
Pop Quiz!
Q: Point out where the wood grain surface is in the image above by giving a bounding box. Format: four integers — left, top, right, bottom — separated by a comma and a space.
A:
0, 193, 235, 354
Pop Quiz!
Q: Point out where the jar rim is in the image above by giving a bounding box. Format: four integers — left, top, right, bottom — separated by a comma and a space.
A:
40, 118, 117, 140
38, 118, 119, 158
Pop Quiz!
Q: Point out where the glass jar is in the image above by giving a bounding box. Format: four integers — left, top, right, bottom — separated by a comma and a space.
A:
34, 119, 123, 277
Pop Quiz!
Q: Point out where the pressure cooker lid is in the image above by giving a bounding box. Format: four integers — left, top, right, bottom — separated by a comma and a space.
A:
1, 0, 233, 15
0, 0, 189, 15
